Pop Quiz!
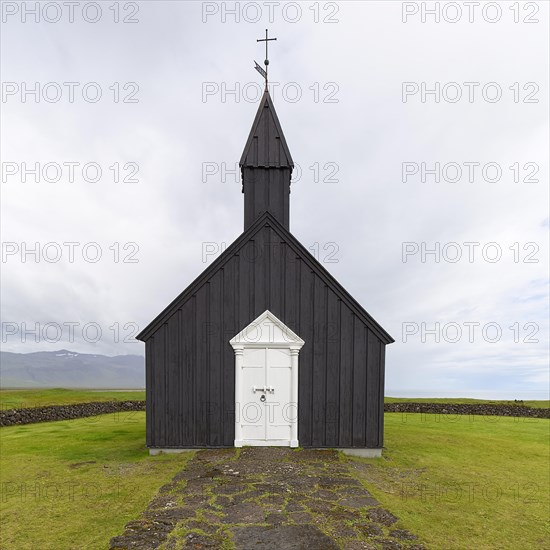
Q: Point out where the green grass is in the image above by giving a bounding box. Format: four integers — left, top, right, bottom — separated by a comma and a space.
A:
349, 413, 550, 550
0, 388, 145, 409
385, 396, 549, 409
0, 412, 191, 550
1, 391, 548, 549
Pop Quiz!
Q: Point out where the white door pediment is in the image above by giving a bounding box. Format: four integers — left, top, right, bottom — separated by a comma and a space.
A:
230, 310, 305, 349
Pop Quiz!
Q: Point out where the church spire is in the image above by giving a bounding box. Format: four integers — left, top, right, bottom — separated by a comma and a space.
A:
240, 90, 293, 169
240, 90, 293, 230
241, 32, 293, 231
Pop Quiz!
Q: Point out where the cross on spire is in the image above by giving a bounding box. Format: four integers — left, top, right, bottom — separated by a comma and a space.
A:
255, 29, 277, 89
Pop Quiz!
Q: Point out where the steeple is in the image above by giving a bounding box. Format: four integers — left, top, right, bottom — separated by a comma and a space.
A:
240, 90, 293, 230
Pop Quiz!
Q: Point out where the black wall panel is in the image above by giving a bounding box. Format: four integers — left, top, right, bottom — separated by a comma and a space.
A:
144, 225, 387, 449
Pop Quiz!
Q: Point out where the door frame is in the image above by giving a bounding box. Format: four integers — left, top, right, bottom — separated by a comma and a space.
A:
229, 310, 305, 448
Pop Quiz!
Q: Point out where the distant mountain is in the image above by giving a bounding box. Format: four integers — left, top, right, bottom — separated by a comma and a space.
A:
0, 350, 145, 388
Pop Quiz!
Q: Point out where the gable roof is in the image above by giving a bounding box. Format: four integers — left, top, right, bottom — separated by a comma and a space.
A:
239, 90, 294, 169
137, 212, 394, 344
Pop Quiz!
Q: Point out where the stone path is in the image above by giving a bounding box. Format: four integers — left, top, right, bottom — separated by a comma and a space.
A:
110, 448, 426, 550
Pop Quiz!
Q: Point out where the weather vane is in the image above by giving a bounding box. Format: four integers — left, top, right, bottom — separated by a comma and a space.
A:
254, 29, 277, 89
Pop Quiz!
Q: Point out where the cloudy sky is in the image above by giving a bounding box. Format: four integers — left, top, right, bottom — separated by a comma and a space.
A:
1, 1, 548, 398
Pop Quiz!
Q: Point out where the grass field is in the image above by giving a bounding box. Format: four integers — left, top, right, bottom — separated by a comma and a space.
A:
1, 388, 548, 410
1, 407, 548, 549
0, 388, 146, 409
0, 413, 191, 549
350, 413, 550, 549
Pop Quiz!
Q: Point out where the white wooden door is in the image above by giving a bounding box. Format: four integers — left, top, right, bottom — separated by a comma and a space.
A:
231, 310, 304, 448
266, 348, 293, 441
240, 347, 293, 445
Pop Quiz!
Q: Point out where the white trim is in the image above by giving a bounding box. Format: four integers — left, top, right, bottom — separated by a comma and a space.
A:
230, 310, 305, 348
230, 342, 303, 349
290, 348, 299, 445
234, 347, 244, 444
235, 440, 295, 447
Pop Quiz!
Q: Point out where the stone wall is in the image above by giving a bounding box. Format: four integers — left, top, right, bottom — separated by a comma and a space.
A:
384, 402, 549, 418
0, 400, 145, 427
1, 400, 548, 427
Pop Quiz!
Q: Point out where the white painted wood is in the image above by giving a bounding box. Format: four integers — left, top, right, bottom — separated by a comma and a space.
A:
234, 440, 294, 447
265, 348, 292, 442
240, 348, 267, 442
234, 347, 244, 445
290, 348, 299, 447
230, 310, 304, 348
230, 310, 304, 447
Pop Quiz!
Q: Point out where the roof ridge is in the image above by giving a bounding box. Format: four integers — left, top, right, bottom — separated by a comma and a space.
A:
137, 211, 394, 344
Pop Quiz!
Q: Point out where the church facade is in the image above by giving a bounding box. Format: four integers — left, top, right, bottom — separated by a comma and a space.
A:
137, 91, 393, 456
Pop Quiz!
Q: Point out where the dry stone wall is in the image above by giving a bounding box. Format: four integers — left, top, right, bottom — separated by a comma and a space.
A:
0, 400, 145, 426
1, 400, 548, 427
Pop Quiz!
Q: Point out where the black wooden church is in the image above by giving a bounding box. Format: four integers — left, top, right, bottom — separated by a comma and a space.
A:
137, 65, 394, 456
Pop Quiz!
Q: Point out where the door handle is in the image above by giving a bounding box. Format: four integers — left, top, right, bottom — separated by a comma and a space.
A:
253, 386, 274, 393
260, 394, 266, 402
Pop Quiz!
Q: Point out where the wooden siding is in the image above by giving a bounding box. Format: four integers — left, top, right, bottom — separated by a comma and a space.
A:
239, 90, 293, 169
145, 224, 387, 449
243, 167, 291, 230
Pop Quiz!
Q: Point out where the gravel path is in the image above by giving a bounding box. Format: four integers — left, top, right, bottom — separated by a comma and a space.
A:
110, 448, 426, 550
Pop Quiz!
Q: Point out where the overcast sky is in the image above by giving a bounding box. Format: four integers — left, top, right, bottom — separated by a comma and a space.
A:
1, 1, 548, 398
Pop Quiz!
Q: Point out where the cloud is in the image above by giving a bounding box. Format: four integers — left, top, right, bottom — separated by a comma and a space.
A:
1, 2, 548, 398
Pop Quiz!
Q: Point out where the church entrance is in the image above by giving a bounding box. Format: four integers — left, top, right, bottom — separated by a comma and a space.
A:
230, 311, 304, 447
